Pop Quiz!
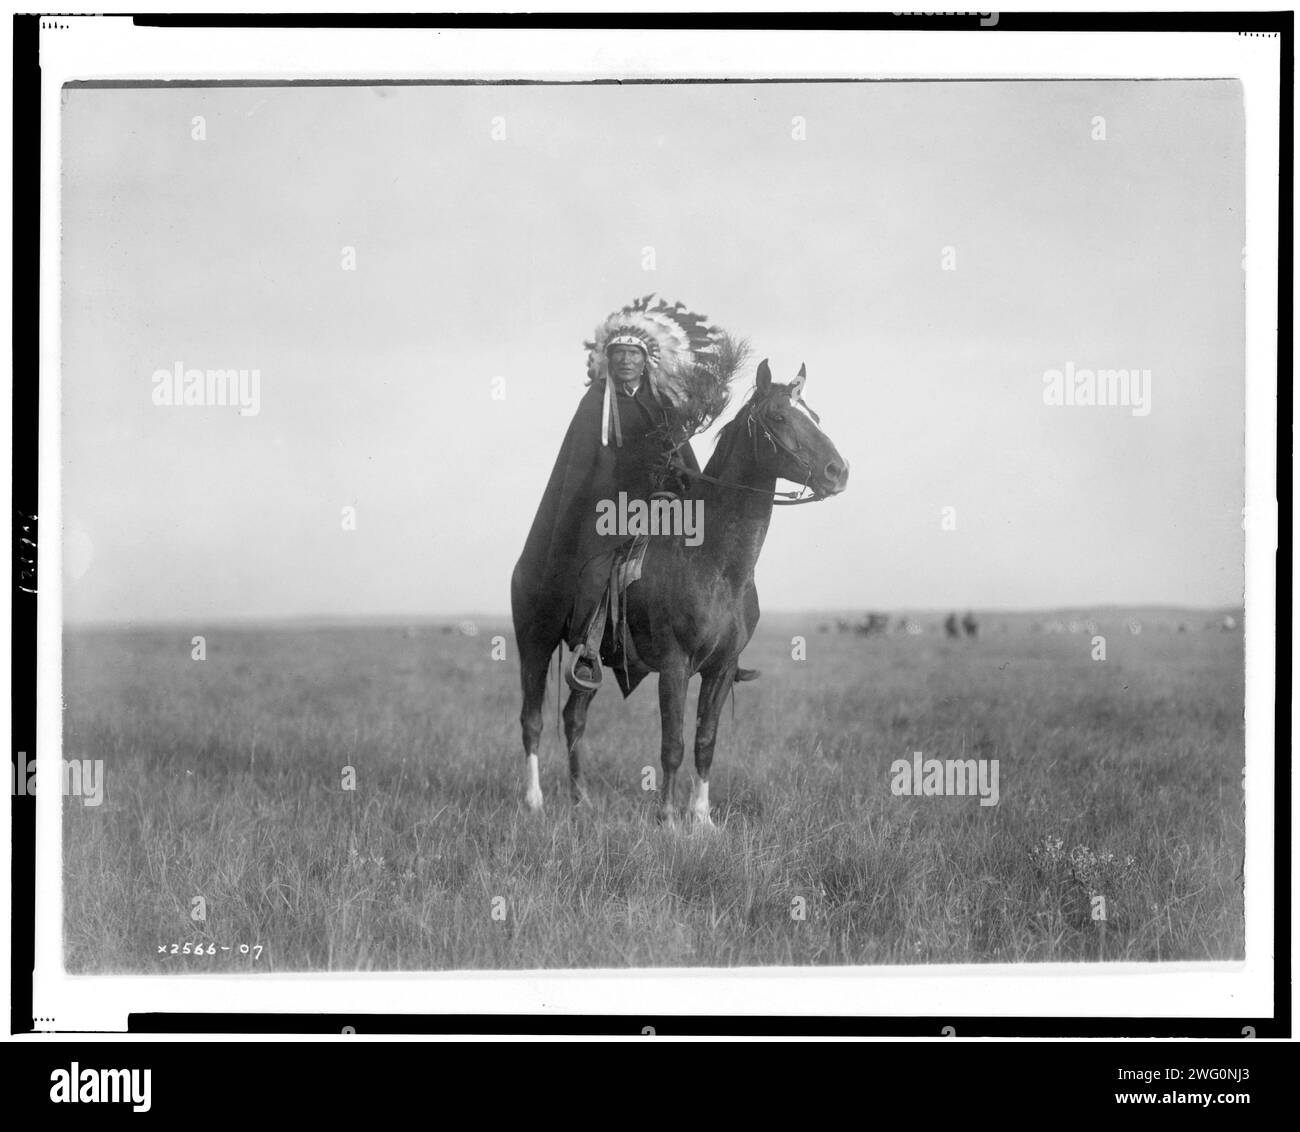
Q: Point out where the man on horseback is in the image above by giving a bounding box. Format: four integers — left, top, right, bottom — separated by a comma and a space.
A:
512, 295, 745, 693
564, 335, 692, 689
511, 299, 848, 819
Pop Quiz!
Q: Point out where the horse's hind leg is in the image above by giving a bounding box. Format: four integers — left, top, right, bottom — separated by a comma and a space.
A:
689, 662, 736, 829
562, 685, 597, 805
518, 638, 553, 812
656, 657, 689, 826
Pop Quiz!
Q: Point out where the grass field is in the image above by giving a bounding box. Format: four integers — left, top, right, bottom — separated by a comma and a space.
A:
62, 610, 1244, 972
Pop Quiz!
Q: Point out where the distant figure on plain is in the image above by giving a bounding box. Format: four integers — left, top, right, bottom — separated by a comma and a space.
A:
856, 612, 889, 637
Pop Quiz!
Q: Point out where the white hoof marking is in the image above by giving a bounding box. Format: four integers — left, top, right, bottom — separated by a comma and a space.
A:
524, 753, 544, 812
689, 779, 713, 827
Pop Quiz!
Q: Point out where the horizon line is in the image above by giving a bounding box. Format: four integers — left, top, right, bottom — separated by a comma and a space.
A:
63, 602, 1246, 631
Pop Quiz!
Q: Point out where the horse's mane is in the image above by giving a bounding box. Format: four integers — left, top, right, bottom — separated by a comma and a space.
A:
711, 380, 790, 447
704, 384, 773, 477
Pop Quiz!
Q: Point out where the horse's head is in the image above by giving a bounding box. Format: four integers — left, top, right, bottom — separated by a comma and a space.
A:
745, 359, 849, 498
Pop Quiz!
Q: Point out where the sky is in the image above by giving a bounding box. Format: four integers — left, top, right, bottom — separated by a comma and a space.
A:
61, 80, 1245, 622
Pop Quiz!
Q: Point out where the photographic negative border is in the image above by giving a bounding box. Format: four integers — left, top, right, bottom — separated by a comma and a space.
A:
12, 9, 1290, 1039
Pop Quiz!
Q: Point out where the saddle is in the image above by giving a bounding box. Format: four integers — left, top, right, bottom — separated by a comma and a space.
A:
598, 517, 657, 697
566, 487, 761, 697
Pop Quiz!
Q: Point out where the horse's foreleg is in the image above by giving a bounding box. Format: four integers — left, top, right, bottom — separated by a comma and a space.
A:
690, 663, 736, 829
562, 685, 597, 805
518, 640, 553, 812
656, 659, 689, 825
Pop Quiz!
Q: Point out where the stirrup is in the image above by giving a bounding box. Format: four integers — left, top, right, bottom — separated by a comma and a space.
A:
565, 648, 602, 692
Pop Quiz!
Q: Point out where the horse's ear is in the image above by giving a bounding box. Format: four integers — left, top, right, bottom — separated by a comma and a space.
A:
756, 358, 772, 393
790, 363, 806, 400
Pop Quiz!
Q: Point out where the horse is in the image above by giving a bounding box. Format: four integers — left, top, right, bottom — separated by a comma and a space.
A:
510, 359, 848, 826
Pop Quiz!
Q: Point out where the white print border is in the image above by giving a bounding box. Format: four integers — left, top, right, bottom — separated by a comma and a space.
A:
31, 18, 1278, 1032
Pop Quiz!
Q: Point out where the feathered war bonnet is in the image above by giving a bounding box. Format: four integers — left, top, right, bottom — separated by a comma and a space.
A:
585, 295, 749, 442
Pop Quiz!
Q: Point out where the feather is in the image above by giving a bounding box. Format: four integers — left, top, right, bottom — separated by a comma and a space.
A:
585, 298, 746, 435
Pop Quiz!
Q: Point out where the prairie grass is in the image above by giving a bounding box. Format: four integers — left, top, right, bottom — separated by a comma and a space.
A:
62, 612, 1244, 971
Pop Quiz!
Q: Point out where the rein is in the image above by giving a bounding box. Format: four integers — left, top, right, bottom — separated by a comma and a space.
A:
667, 400, 827, 506
673, 464, 823, 505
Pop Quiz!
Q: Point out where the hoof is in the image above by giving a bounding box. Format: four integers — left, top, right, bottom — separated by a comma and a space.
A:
691, 812, 718, 832
524, 790, 544, 813
656, 807, 678, 828
687, 780, 714, 830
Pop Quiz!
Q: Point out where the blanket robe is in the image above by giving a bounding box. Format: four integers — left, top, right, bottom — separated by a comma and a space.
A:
512, 378, 701, 673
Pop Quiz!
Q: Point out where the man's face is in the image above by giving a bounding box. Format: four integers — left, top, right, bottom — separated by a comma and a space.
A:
609, 345, 646, 386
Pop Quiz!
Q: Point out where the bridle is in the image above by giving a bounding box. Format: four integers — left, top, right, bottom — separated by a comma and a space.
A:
668, 394, 828, 506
